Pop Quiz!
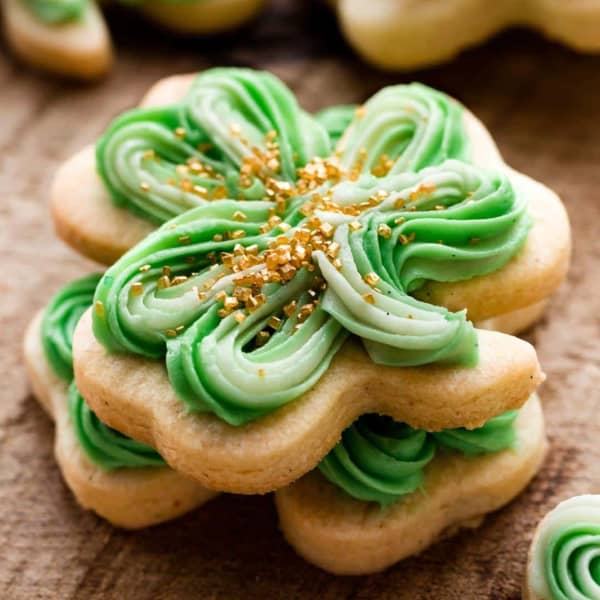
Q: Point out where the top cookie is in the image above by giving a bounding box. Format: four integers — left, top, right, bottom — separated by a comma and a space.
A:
331, 0, 600, 70
68, 68, 562, 493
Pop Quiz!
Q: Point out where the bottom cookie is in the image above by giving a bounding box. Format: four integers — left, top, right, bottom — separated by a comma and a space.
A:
276, 394, 546, 575
24, 309, 217, 528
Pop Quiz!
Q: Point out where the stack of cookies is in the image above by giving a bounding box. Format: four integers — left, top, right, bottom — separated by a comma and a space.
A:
24, 67, 571, 574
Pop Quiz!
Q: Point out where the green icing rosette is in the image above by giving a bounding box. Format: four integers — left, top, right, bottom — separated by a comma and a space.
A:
529, 495, 600, 600
319, 408, 518, 507
41, 275, 165, 470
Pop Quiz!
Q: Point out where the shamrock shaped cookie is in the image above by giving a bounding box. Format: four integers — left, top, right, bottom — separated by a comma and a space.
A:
63, 68, 568, 497
24, 274, 216, 528
2, 0, 264, 79
525, 495, 600, 600
329, 0, 600, 70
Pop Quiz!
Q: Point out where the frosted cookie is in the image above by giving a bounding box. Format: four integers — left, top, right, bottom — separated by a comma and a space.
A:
525, 495, 600, 600
330, 0, 600, 71
23, 274, 216, 528
2, 0, 265, 79
56, 70, 561, 495
51, 69, 570, 335
276, 394, 546, 574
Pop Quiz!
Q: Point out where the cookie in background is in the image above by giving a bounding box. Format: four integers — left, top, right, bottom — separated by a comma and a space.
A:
329, 0, 600, 70
2, 0, 266, 79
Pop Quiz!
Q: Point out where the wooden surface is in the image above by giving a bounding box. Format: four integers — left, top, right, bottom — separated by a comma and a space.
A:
1, 1, 599, 598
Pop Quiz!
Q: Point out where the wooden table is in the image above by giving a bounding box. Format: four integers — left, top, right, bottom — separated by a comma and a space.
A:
1, 1, 598, 597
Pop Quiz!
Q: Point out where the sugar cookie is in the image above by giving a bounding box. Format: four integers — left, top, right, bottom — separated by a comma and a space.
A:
276, 394, 546, 574
64, 69, 556, 495
330, 0, 600, 70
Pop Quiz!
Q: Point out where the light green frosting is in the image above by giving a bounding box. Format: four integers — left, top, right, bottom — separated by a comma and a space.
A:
42, 275, 165, 470
529, 495, 600, 600
92, 69, 530, 426
319, 409, 517, 506
433, 408, 517, 454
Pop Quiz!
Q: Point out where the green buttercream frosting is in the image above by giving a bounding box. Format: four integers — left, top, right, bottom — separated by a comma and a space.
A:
319, 414, 435, 506
68, 381, 165, 470
92, 69, 531, 426
315, 105, 357, 146
97, 67, 331, 223
319, 409, 517, 506
529, 496, 600, 600
41, 275, 165, 470
41, 273, 101, 381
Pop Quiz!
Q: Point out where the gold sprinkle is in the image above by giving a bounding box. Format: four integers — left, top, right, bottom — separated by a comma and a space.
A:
231, 230, 246, 240
394, 216, 406, 225
355, 105, 366, 119
363, 272, 380, 287
130, 282, 144, 296
348, 220, 362, 232
268, 316, 282, 330
162, 266, 171, 277
166, 329, 177, 338
283, 301, 297, 317
233, 311, 246, 324
363, 293, 376, 305
256, 331, 270, 347
258, 368, 265, 378
213, 234, 224, 242
233, 211, 247, 222
140, 182, 151, 192
175, 325, 185, 333
139, 264, 151, 273
174, 127, 186, 139
95, 300, 105, 317
178, 235, 191, 245
377, 223, 392, 239
157, 275, 170, 289
230, 123, 242, 136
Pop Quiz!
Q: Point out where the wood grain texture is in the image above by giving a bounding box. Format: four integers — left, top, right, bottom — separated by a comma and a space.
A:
0, 1, 598, 597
